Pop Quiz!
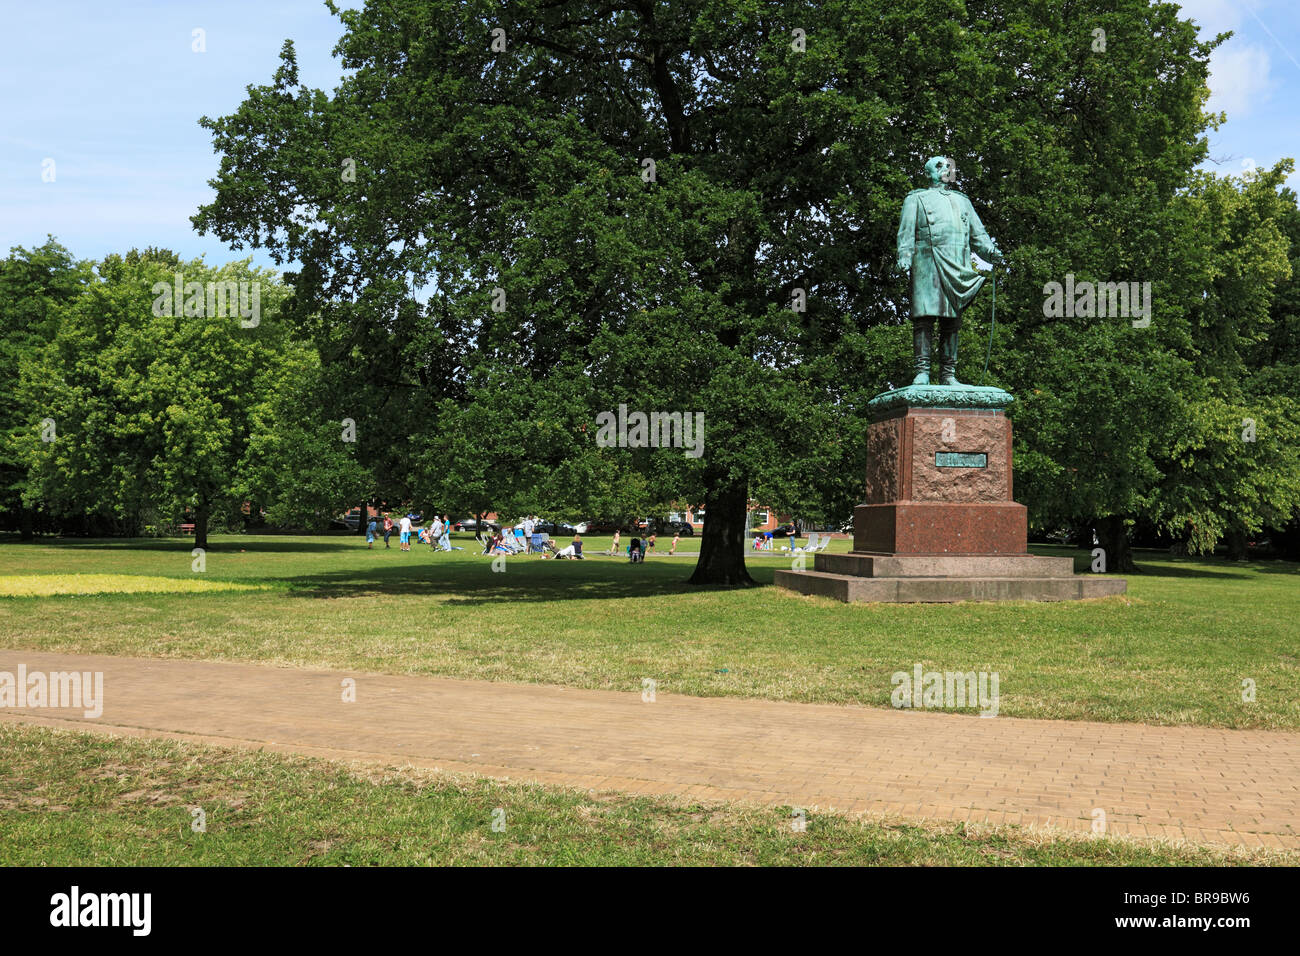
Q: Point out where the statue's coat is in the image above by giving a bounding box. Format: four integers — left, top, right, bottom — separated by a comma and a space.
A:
897, 185, 999, 318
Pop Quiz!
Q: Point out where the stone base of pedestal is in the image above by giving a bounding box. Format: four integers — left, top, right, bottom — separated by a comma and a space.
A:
773, 383, 1127, 603
773, 552, 1127, 604
854, 501, 1028, 554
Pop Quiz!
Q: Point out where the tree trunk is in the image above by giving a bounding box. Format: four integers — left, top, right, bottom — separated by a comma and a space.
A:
474, 512, 484, 542
689, 470, 755, 586
358, 500, 368, 535
19, 504, 34, 542
195, 500, 210, 551
1224, 527, 1248, 561
1280, 517, 1300, 562
1094, 515, 1134, 573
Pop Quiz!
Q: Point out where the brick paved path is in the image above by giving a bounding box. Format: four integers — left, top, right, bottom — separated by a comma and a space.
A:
2, 650, 1296, 847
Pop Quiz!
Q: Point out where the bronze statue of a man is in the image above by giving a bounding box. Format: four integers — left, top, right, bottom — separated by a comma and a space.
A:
896, 156, 1002, 386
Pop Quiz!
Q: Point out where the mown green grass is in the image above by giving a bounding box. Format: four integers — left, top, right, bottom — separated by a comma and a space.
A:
1, 534, 1297, 729
1, 723, 1288, 866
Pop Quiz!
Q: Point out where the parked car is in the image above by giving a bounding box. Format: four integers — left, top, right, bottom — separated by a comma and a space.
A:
534, 519, 589, 536
637, 518, 693, 536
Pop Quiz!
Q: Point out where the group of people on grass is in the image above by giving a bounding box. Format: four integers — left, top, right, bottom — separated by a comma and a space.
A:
607, 529, 680, 561
476, 516, 583, 559
366, 512, 458, 552
364, 510, 684, 562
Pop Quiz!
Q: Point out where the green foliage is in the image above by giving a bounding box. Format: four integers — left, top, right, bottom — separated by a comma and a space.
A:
237, 346, 373, 529
13, 253, 351, 539
0, 240, 92, 529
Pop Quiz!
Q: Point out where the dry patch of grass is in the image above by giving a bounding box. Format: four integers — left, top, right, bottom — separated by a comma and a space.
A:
0, 573, 272, 598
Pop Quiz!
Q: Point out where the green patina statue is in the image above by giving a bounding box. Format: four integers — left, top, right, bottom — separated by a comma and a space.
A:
896, 156, 1003, 386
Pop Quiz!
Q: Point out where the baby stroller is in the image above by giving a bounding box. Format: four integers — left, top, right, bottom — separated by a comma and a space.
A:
628, 538, 643, 563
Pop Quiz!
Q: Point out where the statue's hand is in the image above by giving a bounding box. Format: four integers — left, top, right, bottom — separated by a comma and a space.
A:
897, 258, 911, 275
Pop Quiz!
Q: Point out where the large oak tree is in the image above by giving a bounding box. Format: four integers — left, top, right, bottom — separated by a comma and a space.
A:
194, 0, 1230, 580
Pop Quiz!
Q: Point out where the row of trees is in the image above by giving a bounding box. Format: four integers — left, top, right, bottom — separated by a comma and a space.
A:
4, 0, 1300, 579
0, 242, 703, 548
0, 244, 364, 548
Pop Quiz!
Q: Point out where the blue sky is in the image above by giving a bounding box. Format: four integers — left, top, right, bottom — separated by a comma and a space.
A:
2, 0, 1298, 273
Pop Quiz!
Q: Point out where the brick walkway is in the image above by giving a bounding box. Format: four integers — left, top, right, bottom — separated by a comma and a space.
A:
2, 650, 1296, 848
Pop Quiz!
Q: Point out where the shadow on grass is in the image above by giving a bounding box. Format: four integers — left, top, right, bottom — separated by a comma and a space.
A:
1120, 555, 1298, 579
1031, 544, 1284, 580
278, 558, 756, 604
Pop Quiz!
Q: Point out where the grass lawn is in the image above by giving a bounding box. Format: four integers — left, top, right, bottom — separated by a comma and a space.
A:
0, 533, 1297, 729
1, 723, 1289, 866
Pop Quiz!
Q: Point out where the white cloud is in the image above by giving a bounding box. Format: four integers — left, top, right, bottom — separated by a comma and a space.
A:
1175, 0, 1242, 36
1206, 43, 1275, 119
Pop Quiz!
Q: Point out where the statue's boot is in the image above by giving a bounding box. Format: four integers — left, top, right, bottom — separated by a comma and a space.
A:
939, 316, 965, 386
911, 318, 933, 386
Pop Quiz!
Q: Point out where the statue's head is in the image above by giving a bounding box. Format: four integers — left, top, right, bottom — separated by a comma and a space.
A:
925, 156, 955, 185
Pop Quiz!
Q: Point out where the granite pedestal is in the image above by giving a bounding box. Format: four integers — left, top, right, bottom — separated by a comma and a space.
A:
775, 385, 1126, 603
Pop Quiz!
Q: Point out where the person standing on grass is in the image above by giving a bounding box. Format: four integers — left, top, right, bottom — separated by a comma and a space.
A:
366, 516, 377, 549
638, 536, 647, 561
669, 533, 680, 555
382, 513, 394, 549
399, 513, 412, 551
429, 514, 443, 551
647, 532, 656, 555
609, 529, 621, 556
439, 515, 452, 551
522, 515, 535, 552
